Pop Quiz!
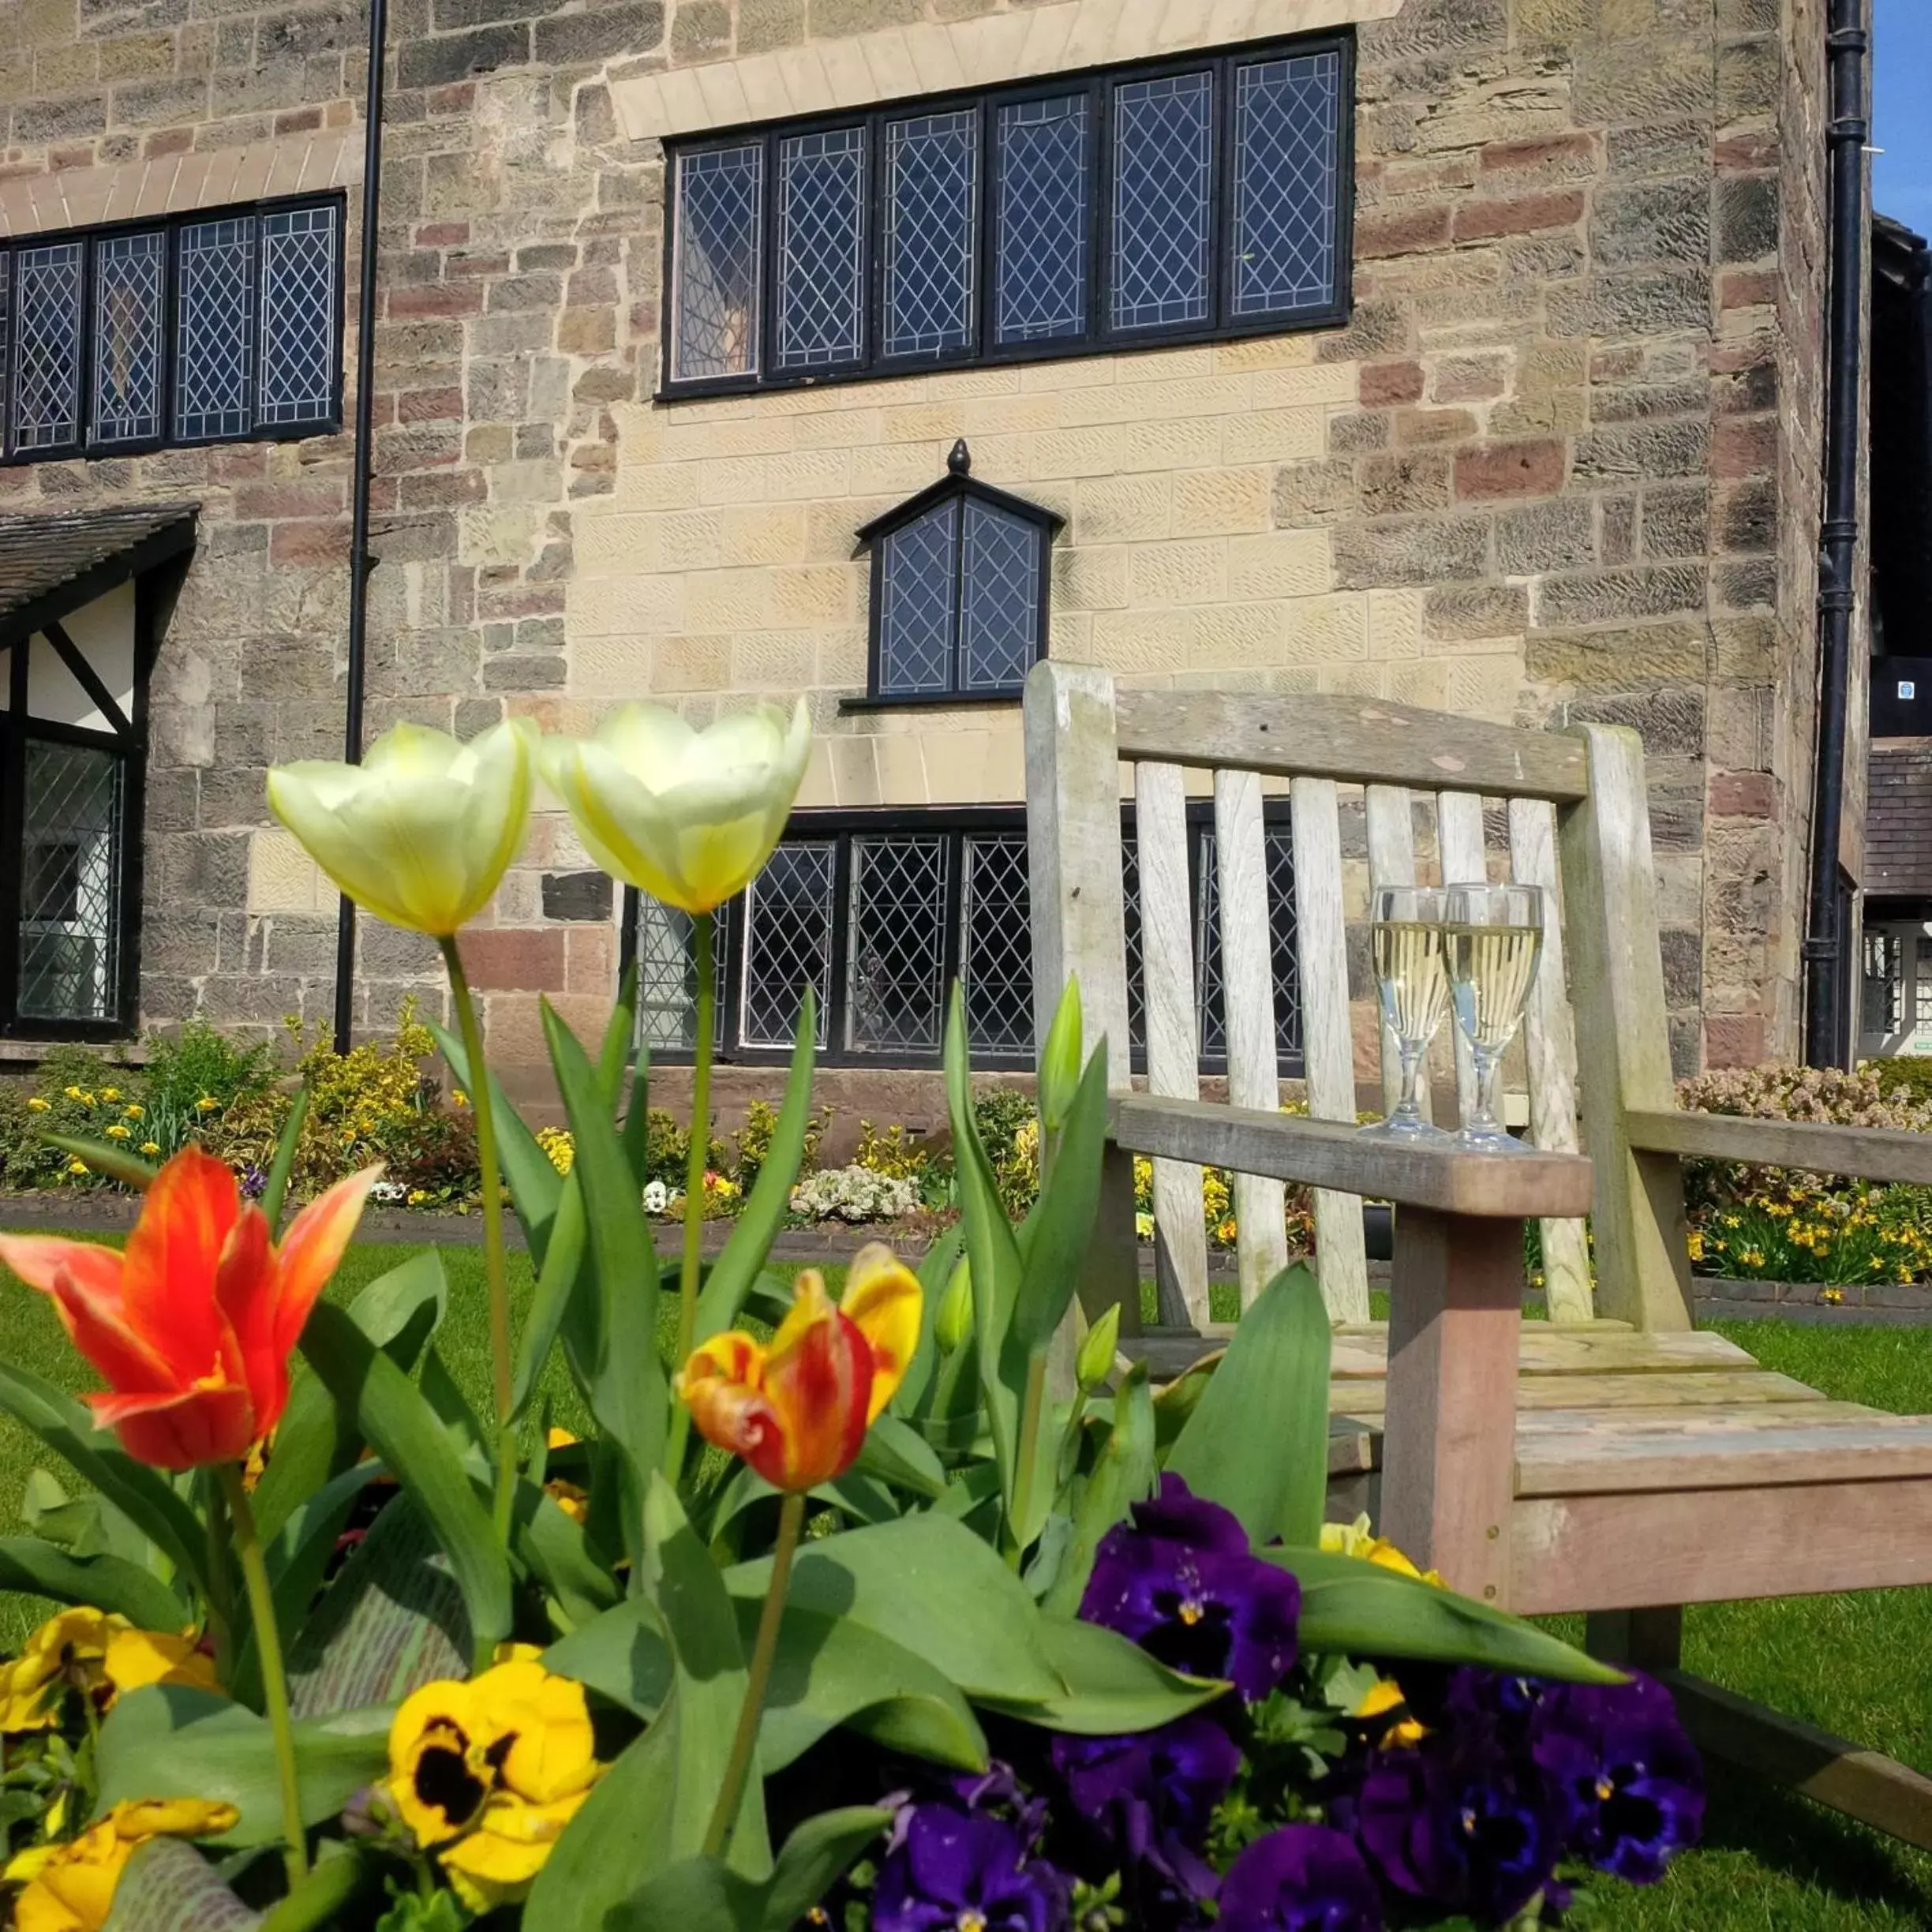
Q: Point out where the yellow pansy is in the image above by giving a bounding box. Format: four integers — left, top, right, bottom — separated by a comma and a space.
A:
6, 1798, 237, 1932
380, 1653, 602, 1911
1354, 1676, 1427, 1748
1319, 1515, 1445, 1588
0, 1609, 215, 1733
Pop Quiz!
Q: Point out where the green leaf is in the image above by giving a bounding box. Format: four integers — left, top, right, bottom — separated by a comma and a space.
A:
1035, 977, 1084, 1135
430, 1015, 564, 1263
978, 1615, 1227, 1733
102, 1837, 260, 1930
260, 1086, 311, 1237
0, 1361, 208, 1599
1044, 1368, 1155, 1619
253, 1249, 447, 1548
1009, 1039, 1109, 1353
852, 1413, 947, 1500
286, 1492, 469, 1717
695, 992, 818, 1345
1273, 1548, 1627, 1684
725, 1515, 1061, 1706
512, 1173, 586, 1421
545, 1593, 986, 1775
42, 1132, 158, 1189
1164, 1263, 1331, 1546
545, 1000, 668, 1563
0, 1535, 185, 1628
512, 1479, 622, 1631
95, 1686, 391, 1847
893, 1223, 964, 1417
598, 960, 641, 1104
298, 1304, 511, 1663
258, 1845, 377, 1931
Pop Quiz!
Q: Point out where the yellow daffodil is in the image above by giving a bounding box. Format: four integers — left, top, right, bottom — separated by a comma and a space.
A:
0, 1608, 216, 1733
6, 1797, 237, 1931
539, 700, 810, 914
99, 1088, 118, 1104
1319, 1515, 1445, 1588
139, 1143, 160, 1157
25, 1098, 49, 1114
194, 1095, 219, 1114
268, 717, 539, 938
122, 1105, 142, 1121
381, 1651, 602, 1912
65, 1160, 87, 1178
103, 1125, 130, 1142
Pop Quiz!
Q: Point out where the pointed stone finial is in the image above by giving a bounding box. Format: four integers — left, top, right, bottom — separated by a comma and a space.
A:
946, 437, 972, 477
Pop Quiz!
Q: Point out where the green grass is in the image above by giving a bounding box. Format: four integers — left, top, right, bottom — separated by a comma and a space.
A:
2, 1239, 1930, 1925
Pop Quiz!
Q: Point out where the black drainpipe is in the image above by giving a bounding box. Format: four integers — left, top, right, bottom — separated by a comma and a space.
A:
333, 0, 389, 1054
1802, 0, 1871, 1069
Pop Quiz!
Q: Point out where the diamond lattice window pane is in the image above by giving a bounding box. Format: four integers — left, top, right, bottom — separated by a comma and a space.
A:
91, 230, 166, 447
884, 110, 978, 360
847, 834, 949, 1055
176, 217, 257, 441
775, 127, 867, 371
741, 841, 836, 1049
1110, 71, 1213, 332
1265, 826, 1301, 1057
995, 95, 1089, 345
878, 500, 959, 697
673, 144, 764, 382
635, 895, 728, 1053
961, 833, 1032, 1054
961, 499, 1041, 691
259, 204, 340, 426
1231, 53, 1342, 318
1196, 823, 1301, 1067
13, 241, 84, 452
1122, 835, 1147, 1054
0, 252, 11, 448
18, 739, 123, 1024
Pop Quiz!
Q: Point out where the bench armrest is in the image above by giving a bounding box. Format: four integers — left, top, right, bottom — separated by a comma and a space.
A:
1624, 1110, 1932, 1187
1109, 1094, 1593, 1219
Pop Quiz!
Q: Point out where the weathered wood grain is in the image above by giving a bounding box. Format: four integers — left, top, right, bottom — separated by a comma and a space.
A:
1291, 773, 1370, 1320
1507, 796, 1595, 1324
1136, 759, 1211, 1327
1112, 689, 1590, 800
1109, 1096, 1596, 1218
1626, 1109, 1932, 1185
1215, 769, 1291, 1307
1330, 1369, 1822, 1421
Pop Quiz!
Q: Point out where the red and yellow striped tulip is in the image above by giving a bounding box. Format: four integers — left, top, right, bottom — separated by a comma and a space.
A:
676, 1244, 922, 1492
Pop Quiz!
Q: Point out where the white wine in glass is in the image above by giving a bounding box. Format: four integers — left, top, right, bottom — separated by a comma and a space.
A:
1364, 886, 1451, 1140
1443, 882, 1545, 1153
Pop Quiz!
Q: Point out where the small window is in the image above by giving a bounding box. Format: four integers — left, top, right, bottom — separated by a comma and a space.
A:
0, 197, 341, 463
661, 34, 1354, 395
857, 441, 1060, 705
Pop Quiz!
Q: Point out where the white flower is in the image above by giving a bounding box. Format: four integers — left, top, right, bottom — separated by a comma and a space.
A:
371, 1179, 409, 1205
788, 1166, 919, 1225
642, 1179, 668, 1215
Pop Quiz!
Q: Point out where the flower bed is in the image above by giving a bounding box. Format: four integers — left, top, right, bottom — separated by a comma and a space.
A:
0, 701, 1703, 1930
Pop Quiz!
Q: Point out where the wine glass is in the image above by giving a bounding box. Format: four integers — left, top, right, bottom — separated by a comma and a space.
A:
1442, 882, 1546, 1153
1363, 886, 1451, 1141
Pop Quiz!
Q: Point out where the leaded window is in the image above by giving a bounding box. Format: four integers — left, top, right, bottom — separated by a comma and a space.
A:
18, 742, 123, 1025
859, 444, 1060, 703
0, 196, 342, 463
626, 806, 1302, 1073
661, 35, 1353, 394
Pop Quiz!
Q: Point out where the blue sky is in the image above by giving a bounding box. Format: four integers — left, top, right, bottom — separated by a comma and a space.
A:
1875, 0, 1932, 228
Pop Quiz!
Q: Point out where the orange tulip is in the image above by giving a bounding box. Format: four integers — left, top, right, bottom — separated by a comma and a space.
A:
0, 1148, 378, 1471
676, 1244, 922, 1492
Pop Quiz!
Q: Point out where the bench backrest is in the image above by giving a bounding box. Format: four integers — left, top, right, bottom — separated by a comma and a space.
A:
1023, 661, 1696, 1335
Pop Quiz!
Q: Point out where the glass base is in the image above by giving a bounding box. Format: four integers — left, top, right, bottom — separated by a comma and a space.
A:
1454, 1125, 1537, 1154
1360, 1114, 1454, 1143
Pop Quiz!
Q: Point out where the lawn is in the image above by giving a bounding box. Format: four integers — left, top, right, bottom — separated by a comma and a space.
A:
0, 1237, 1929, 1927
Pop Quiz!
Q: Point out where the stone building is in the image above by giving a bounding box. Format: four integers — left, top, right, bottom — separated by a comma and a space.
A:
0, 0, 1875, 1116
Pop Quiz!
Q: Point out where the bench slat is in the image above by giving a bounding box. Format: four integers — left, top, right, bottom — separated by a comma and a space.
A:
1626, 1109, 1932, 1186
1331, 1369, 1824, 1420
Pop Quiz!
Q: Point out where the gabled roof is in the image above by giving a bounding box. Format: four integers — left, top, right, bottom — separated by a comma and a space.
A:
854, 439, 1065, 545
0, 503, 200, 649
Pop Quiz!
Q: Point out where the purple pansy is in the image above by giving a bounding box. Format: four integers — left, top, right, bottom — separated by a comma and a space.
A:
1053, 1715, 1241, 1906
1217, 1826, 1385, 1932
1351, 1732, 1565, 1924
872, 1804, 1069, 1932
1080, 1475, 1299, 1700
1533, 1674, 1705, 1884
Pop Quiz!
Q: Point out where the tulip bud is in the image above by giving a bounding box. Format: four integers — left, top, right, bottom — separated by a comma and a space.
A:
1037, 979, 1084, 1135
1075, 1303, 1121, 1395
934, 1259, 974, 1354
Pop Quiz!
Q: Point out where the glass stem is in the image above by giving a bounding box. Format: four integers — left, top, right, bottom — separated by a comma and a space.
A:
702, 1488, 803, 1860
1395, 1042, 1425, 1126
1470, 1043, 1504, 1137
440, 938, 518, 1540
665, 909, 716, 1479
219, 1465, 307, 1889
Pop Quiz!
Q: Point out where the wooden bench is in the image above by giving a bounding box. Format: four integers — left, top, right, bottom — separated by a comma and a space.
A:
1024, 660, 1932, 1845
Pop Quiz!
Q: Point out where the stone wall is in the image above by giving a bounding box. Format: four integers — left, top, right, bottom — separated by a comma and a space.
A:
0, 0, 1844, 1085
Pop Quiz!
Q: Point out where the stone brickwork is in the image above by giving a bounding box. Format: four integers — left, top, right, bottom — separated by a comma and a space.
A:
0, 0, 1853, 1085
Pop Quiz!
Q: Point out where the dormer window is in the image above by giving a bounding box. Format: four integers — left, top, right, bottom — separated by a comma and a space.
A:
856, 441, 1061, 705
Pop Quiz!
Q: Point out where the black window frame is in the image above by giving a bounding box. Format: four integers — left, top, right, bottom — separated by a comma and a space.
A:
851, 452, 1063, 709
657, 32, 1356, 401
619, 801, 1304, 1077
0, 192, 347, 467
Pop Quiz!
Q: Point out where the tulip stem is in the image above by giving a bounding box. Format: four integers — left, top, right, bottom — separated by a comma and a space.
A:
219, 1464, 307, 1889
665, 909, 716, 1479
702, 1488, 803, 1861
1007, 1350, 1050, 1568
440, 938, 519, 1540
